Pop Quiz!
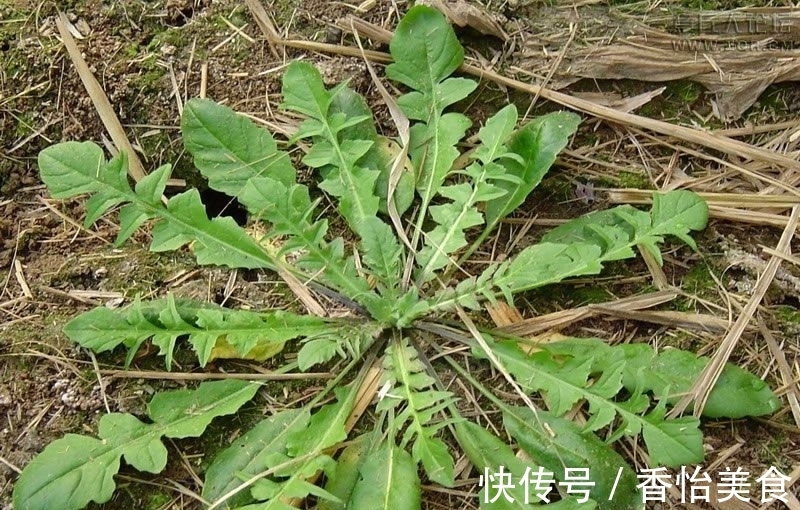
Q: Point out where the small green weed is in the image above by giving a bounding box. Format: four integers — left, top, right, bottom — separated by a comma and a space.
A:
13, 6, 780, 510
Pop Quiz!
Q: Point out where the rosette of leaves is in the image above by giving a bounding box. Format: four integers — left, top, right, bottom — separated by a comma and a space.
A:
14, 5, 780, 510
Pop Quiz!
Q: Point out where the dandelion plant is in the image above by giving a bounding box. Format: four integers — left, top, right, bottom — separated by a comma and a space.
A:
14, 6, 780, 510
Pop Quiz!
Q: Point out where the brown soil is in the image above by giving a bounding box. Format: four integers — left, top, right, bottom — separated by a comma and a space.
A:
1, 0, 798, 509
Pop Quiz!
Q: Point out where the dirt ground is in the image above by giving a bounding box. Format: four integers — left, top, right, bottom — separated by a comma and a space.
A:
1, 0, 799, 509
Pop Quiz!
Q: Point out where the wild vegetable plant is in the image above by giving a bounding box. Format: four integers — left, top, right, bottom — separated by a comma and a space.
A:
14, 6, 780, 510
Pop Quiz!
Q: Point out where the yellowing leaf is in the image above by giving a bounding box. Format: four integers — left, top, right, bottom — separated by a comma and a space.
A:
208, 335, 285, 362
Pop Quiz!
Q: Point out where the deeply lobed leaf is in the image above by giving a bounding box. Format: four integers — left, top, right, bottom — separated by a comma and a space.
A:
541, 337, 781, 419
484, 339, 703, 467
63, 296, 349, 368
422, 191, 709, 320
504, 406, 642, 510
204, 386, 358, 509
378, 337, 457, 486
38, 142, 275, 269
482, 111, 581, 232
413, 105, 521, 281
13, 381, 258, 510
281, 62, 380, 233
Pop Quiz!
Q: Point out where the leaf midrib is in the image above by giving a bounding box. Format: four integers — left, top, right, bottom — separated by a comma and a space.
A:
21, 383, 258, 503
497, 347, 700, 464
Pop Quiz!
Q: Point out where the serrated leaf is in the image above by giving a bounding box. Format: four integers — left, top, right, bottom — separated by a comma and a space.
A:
324, 89, 415, 217
495, 242, 604, 296
150, 189, 265, 268
456, 204, 693, 313
386, 6, 465, 100
543, 337, 781, 419
486, 340, 703, 467
415, 179, 485, 280
483, 111, 581, 232
297, 337, 341, 371
63, 298, 338, 368
425, 192, 709, 318
282, 61, 382, 237
360, 216, 404, 293
202, 409, 310, 509
238, 176, 383, 315
648, 190, 709, 248
504, 406, 642, 510
134, 163, 170, 204
236, 386, 358, 509
414, 106, 524, 281
408, 112, 472, 212
348, 441, 421, 510
38, 142, 277, 270
150, 295, 194, 368
182, 98, 295, 209
379, 337, 457, 486
542, 191, 708, 266
38, 141, 114, 198
454, 421, 595, 510
386, 5, 478, 262
14, 381, 258, 510
412, 435, 455, 487
474, 105, 519, 164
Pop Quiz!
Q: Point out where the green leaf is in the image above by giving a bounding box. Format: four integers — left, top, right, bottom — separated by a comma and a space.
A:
280, 63, 404, 309
454, 421, 595, 509
281, 60, 332, 119
287, 388, 352, 456
38, 141, 112, 198
203, 409, 310, 509
412, 101, 519, 281
348, 441, 421, 510
297, 325, 381, 371
407, 112, 472, 215
14, 381, 258, 510
486, 339, 704, 467
648, 190, 709, 249
324, 89, 414, 216
411, 436, 454, 488
150, 189, 265, 268
62, 298, 341, 368
483, 111, 581, 232
238, 176, 384, 317
628, 343, 779, 418
297, 338, 341, 371
473, 105, 519, 165
386, 6, 465, 101
415, 180, 484, 280
319, 436, 370, 510
205, 387, 359, 510
182, 98, 296, 208
494, 242, 604, 298
426, 191, 709, 317
282, 61, 381, 236
387, 5, 476, 260
360, 216, 404, 294
542, 190, 708, 266
504, 406, 642, 510
38, 142, 276, 269
542, 338, 780, 419
378, 337, 457, 486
